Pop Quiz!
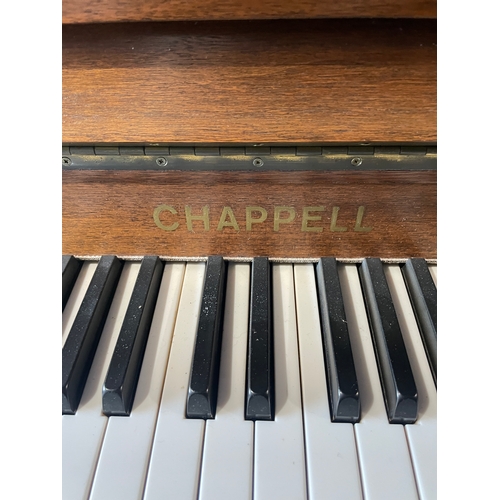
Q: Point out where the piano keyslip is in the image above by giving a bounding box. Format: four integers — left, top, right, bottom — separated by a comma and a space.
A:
62, 256, 437, 500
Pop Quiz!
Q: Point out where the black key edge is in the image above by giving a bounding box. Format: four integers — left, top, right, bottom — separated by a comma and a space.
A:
62, 255, 83, 311
102, 256, 164, 416
62, 255, 124, 415
186, 256, 228, 419
358, 258, 418, 424
316, 258, 360, 423
245, 257, 274, 421
401, 259, 437, 384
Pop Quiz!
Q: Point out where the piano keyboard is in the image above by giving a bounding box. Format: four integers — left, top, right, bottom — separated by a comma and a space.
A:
62, 256, 437, 500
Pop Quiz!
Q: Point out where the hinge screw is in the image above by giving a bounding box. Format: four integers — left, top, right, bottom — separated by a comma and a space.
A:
62, 157, 72, 166
156, 157, 168, 167
351, 157, 362, 166
253, 157, 264, 167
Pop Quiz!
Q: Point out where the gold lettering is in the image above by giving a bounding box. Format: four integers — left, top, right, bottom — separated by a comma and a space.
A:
185, 205, 210, 231
154, 203, 373, 234
217, 206, 240, 231
274, 206, 296, 231
153, 204, 179, 231
354, 206, 372, 232
246, 206, 268, 231
301, 206, 325, 232
330, 206, 347, 232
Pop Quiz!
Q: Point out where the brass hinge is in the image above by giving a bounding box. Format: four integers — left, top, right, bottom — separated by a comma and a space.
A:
62, 145, 436, 171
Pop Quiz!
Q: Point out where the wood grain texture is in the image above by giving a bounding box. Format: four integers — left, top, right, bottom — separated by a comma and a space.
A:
62, 170, 436, 259
63, 0, 437, 24
62, 19, 436, 145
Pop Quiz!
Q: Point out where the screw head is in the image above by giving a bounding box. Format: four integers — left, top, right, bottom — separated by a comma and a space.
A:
351, 157, 362, 166
253, 157, 264, 167
62, 157, 72, 166
156, 157, 168, 167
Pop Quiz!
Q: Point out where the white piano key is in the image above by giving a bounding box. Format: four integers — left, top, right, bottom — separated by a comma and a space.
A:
386, 265, 437, 500
338, 264, 419, 500
428, 264, 437, 287
143, 263, 206, 500
198, 263, 253, 500
294, 263, 363, 500
89, 263, 185, 500
62, 262, 139, 500
254, 264, 307, 500
62, 261, 97, 345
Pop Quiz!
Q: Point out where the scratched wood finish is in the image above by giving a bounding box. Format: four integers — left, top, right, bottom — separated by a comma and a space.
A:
62, 19, 436, 145
63, 0, 436, 24
62, 170, 436, 259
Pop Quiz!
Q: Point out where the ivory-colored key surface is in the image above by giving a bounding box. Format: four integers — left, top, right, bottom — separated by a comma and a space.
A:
143, 263, 206, 500
386, 264, 437, 500
428, 264, 437, 287
253, 264, 307, 500
294, 263, 363, 499
62, 263, 139, 500
89, 263, 185, 499
198, 263, 253, 500
339, 264, 419, 500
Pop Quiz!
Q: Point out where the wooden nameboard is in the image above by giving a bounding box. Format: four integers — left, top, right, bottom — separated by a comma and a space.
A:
62, 170, 436, 259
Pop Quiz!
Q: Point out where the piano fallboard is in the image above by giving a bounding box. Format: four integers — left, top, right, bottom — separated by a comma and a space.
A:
63, 149, 436, 259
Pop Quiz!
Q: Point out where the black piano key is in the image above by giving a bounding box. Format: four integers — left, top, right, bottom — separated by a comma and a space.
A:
102, 256, 164, 416
316, 258, 360, 423
401, 258, 437, 384
186, 256, 227, 419
245, 257, 274, 421
62, 255, 123, 415
358, 258, 418, 424
62, 255, 83, 311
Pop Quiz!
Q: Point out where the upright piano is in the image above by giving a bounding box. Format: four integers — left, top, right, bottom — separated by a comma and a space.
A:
62, 1, 437, 498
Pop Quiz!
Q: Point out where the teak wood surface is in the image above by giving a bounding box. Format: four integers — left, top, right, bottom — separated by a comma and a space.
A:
62, 19, 436, 145
62, 170, 436, 259
63, 0, 436, 24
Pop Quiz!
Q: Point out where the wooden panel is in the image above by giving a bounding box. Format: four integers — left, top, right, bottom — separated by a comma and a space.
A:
62, 170, 436, 259
63, 0, 437, 24
62, 19, 436, 145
